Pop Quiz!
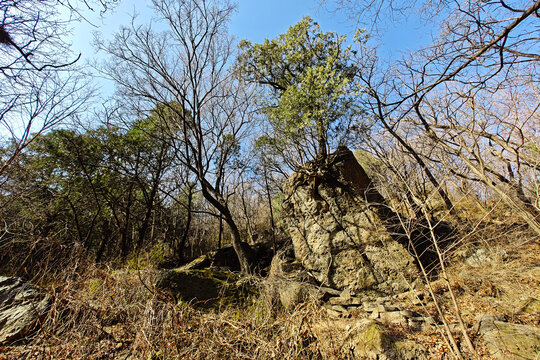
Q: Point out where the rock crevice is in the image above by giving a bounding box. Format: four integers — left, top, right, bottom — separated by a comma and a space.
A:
281, 146, 420, 295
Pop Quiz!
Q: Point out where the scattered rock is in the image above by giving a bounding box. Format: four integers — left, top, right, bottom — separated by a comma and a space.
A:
465, 247, 508, 267
379, 311, 408, 326
344, 319, 390, 358
281, 146, 420, 295
395, 289, 427, 305
325, 307, 343, 317
393, 339, 428, 360
0, 276, 51, 345
328, 295, 363, 306
477, 314, 540, 359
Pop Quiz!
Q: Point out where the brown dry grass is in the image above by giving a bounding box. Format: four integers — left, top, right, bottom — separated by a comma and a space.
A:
0, 266, 333, 360
1, 206, 538, 360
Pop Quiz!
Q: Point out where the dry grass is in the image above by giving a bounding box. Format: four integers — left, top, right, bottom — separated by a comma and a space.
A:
1, 206, 538, 360
445, 224, 540, 327
1, 266, 333, 360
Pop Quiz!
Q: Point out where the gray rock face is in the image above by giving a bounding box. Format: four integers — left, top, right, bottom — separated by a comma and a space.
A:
282, 147, 420, 295
0, 276, 51, 345
267, 247, 340, 309
477, 314, 540, 359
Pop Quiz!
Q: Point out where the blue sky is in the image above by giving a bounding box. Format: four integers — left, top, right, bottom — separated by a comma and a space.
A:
68, 0, 432, 99
72, 0, 430, 61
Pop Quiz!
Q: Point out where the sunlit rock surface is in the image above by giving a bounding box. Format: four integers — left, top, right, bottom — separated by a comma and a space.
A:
282, 146, 420, 295
0, 276, 50, 345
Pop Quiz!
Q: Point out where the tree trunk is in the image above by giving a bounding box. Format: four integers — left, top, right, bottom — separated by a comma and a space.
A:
264, 166, 277, 254
218, 214, 223, 248
198, 178, 251, 273
178, 183, 194, 262
240, 180, 254, 241
224, 214, 251, 274
317, 122, 328, 161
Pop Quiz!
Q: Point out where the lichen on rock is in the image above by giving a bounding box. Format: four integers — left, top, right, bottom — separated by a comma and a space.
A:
281, 146, 420, 295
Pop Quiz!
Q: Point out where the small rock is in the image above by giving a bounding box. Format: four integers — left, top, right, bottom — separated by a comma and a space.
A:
465, 248, 507, 267
332, 305, 349, 313
363, 301, 377, 311
394, 339, 428, 360
343, 319, 427, 359
326, 308, 342, 317
345, 320, 389, 358
369, 310, 380, 319
340, 288, 353, 301
376, 296, 391, 304
379, 311, 408, 325
400, 309, 417, 318
329, 296, 363, 306
475, 313, 506, 332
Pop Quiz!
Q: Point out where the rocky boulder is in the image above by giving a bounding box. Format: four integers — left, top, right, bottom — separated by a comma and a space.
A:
155, 269, 257, 309
0, 276, 51, 345
476, 314, 540, 359
267, 246, 340, 309
176, 241, 275, 274
344, 319, 428, 360
281, 146, 420, 295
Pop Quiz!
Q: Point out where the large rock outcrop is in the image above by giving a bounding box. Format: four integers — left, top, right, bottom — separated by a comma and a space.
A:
282, 146, 420, 295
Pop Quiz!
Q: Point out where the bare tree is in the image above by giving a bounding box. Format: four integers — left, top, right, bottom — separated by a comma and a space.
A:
324, 0, 540, 232
412, 78, 540, 233
97, 0, 255, 273
0, 0, 119, 183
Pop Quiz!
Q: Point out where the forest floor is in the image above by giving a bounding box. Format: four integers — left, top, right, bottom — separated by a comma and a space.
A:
0, 220, 539, 359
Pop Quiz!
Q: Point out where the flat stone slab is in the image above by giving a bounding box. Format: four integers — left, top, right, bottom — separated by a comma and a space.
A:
478, 314, 540, 359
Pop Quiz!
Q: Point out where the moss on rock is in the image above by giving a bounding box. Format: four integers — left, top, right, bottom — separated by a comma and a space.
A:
155, 269, 258, 309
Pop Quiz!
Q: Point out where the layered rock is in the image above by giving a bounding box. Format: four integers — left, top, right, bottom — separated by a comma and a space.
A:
0, 276, 51, 345
281, 146, 420, 295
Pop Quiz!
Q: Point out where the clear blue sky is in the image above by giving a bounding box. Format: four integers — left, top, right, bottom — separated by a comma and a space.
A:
69, 0, 431, 97
72, 0, 429, 60
72, 0, 346, 50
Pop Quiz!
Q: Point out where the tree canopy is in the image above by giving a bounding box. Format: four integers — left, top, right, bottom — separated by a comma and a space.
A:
237, 16, 363, 163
